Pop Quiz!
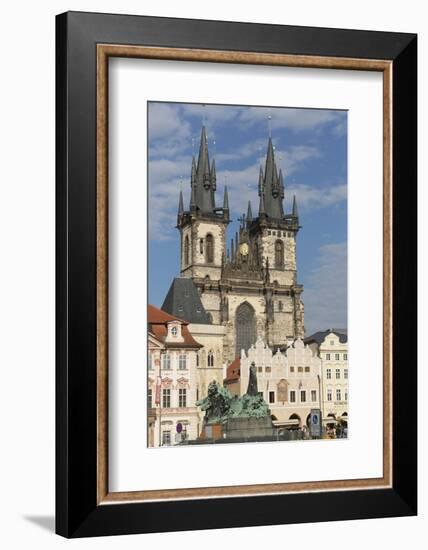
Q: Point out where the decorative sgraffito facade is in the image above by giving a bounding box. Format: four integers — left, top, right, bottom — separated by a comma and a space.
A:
227, 337, 322, 428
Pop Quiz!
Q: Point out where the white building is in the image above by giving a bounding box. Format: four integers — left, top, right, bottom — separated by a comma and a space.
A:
226, 337, 322, 429
147, 305, 202, 447
305, 329, 348, 427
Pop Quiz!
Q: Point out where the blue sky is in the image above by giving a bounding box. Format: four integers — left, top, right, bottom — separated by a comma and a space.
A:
148, 102, 347, 336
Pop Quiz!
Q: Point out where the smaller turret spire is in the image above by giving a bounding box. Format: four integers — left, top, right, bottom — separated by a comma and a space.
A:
292, 194, 298, 217
190, 183, 196, 211
247, 200, 253, 222
211, 159, 217, 190
259, 188, 266, 216
223, 185, 229, 210
177, 189, 184, 216
258, 166, 264, 195
191, 157, 197, 184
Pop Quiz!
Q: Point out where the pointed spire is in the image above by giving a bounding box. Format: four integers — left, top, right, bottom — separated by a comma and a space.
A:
259, 189, 265, 216
177, 189, 184, 216
190, 183, 196, 211
247, 200, 253, 223
265, 138, 275, 182
191, 126, 218, 214
256, 137, 284, 218
211, 159, 216, 189
191, 157, 197, 184
279, 168, 285, 202
258, 166, 264, 195
292, 194, 298, 217
223, 185, 229, 210
197, 126, 210, 176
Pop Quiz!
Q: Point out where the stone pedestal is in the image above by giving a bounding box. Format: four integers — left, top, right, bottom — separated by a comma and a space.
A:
224, 416, 275, 440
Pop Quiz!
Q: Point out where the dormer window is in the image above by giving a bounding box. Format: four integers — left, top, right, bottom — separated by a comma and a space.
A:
166, 321, 184, 344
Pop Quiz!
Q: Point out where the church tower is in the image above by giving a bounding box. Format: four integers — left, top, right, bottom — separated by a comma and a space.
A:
175, 126, 305, 364
219, 136, 305, 361
177, 126, 230, 323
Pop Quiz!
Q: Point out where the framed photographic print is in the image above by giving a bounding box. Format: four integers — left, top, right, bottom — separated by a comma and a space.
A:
56, 11, 417, 538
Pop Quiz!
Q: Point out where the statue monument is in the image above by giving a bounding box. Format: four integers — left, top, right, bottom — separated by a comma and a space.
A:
196, 362, 275, 441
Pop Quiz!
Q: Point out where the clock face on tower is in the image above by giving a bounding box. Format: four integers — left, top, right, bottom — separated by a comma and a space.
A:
239, 243, 249, 257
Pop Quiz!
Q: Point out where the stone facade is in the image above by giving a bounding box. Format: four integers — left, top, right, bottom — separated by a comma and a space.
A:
177, 126, 305, 364
188, 322, 226, 399
234, 337, 322, 428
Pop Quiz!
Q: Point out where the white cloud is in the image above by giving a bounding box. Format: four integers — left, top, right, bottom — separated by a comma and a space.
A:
148, 156, 191, 241
148, 103, 191, 141
238, 106, 346, 134
288, 182, 347, 211
181, 103, 241, 126
303, 242, 348, 336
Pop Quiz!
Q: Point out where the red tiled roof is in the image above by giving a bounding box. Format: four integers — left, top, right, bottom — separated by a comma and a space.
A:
224, 357, 241, 383
148, 304, 202, 349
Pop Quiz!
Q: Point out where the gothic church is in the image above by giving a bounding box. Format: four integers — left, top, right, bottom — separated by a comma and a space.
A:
169, 126, 305, 364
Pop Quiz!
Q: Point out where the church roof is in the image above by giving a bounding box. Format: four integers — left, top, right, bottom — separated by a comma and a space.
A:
304, 328, 348, 345
161, 278, 212, 325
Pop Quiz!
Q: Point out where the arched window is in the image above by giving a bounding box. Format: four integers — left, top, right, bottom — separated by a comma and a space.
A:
206, 234, 214, 264
184, 235, 189, 265
207, 351, 214, 367
235, 302, 256, 357
275, 239, 284, 268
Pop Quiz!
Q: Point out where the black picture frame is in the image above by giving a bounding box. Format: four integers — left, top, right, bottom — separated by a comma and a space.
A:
56, 11, 417, 538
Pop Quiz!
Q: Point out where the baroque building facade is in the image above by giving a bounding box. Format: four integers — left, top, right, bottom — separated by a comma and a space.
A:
305, 329, 349, 426
176, 126, 305, 364
147, 305, 202, 446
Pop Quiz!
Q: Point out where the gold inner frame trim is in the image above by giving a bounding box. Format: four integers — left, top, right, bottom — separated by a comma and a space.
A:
96, 44, 393, 504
